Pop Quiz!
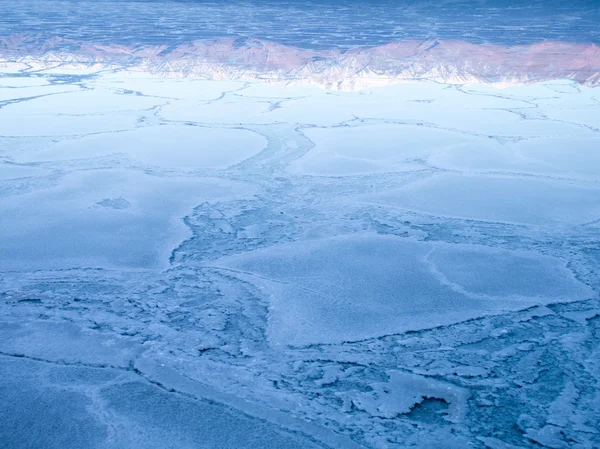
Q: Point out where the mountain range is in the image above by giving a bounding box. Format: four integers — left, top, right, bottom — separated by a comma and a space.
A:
1, 35, 599, 90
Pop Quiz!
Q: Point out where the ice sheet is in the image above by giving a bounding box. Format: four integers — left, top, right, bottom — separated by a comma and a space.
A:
1, 70, 599, 449
215, 235, 593, 346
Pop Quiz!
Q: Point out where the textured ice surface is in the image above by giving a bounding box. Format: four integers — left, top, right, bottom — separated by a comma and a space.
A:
353, 370, 469, 422
216, 235, 593, 346
1, 71, 599, 449
0, 357, 326, 449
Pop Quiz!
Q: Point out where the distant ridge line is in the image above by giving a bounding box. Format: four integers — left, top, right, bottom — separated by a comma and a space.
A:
1, 35, 599, 90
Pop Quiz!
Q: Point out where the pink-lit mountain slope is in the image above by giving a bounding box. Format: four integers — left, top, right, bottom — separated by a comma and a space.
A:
1, 35, 599, 89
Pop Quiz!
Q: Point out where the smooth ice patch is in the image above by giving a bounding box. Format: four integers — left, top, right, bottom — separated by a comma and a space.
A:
429, 134, 600, 180
425, 245, 586, 300
0, 163, 50, 180
0, 169, 257, 270
0, 112, 140, 137
20, 124, 268, 169
290, 124, 481, 176
511, 134, 600, 179
363, 173, 600, 226
215, 235, 593, 346
0, 76, 52, 87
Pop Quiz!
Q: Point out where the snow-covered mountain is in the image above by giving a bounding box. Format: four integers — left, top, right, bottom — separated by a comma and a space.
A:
2, 35, 599, 89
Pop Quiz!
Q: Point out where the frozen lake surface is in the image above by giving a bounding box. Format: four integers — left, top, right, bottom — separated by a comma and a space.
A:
1, 67, 599, 448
